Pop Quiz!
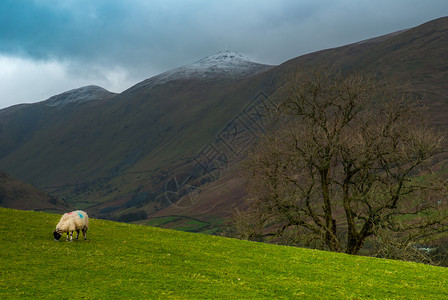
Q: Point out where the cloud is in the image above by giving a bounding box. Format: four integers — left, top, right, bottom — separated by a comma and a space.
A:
0, 56, 69, 108
3, 0, 445, 69
0, 0, 447, 108
0, 55, 132, 109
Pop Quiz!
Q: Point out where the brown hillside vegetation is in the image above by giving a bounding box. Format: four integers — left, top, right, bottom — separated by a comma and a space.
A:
151, 17, 448, 229
0, 170, 70, 212
276, 16, 448, 127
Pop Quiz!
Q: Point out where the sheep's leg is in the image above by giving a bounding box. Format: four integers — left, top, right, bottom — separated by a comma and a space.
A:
69, 231, 73, 242
82, 228, 87, 240
76, 230, 80, 240
66, 231, 70, 241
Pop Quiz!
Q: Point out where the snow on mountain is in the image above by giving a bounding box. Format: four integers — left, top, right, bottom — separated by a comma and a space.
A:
134, 51, 272, 90
44, 85, 115, 107
173, 51, 267, 78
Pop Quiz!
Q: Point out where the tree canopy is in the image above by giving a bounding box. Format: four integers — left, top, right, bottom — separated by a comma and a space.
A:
235, 68, 447, 261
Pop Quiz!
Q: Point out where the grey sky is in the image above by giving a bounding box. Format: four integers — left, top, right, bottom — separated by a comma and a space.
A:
0, 0, 447, 109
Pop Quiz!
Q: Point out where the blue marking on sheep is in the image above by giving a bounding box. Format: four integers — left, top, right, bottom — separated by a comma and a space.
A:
78, 212, 83, 219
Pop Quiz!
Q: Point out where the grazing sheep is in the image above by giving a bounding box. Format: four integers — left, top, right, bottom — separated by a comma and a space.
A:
53, 210, 89, 241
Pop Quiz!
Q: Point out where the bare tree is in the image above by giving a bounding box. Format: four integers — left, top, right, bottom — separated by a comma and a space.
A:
235, 67, 448, 257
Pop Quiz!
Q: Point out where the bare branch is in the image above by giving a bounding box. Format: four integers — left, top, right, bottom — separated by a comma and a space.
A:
234, 66, 448, 261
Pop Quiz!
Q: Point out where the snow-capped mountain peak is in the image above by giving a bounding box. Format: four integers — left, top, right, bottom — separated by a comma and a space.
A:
134, 51, 272, 90
195, 51, 250, 65
44, 85, 114, 107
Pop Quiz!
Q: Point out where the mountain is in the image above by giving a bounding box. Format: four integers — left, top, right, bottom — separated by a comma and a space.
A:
0, 18, 447, 231
0, 51, 273, 222
44, 85, 114, 107
137, 17, 448, 231
0, 85, 117, 158
134, 51, 270, 89
0, 170, 70, 211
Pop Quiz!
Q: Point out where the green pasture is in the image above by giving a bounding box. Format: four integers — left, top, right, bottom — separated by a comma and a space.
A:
1, 207, 447, 298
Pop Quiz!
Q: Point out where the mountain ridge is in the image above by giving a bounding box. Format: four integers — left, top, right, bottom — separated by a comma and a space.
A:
131, 50, 272, 91
43, 85, 115, 107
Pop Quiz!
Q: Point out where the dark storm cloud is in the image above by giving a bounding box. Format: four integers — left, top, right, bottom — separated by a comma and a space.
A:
1, 0, 169, 69
1, 0, 447, 72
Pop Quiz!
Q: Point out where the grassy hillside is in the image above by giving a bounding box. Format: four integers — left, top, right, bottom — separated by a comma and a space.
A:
1, 208, 448, 298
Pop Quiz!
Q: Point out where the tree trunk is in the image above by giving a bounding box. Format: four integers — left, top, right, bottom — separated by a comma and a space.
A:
346, 234, 363, 255
346, 222, 373, 255
320, 168, 341, 252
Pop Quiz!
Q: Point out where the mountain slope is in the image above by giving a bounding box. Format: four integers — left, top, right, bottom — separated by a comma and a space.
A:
0, 52, 272, 213
44, 85, 114, 107
142, 17, 448, 229
0, 85, 117, 162
0, 86, 117, 184
2, 207, 448, 298
134, 51, 270, 89
0, 171, 70, 211
275, 16, 448, 127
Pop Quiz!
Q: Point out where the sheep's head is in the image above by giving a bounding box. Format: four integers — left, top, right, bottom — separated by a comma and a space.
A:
53, 230, 62, 241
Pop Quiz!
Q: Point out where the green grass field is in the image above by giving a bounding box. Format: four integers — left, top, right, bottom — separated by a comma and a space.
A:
140, 216, 221, 234
1, 207, 448, 299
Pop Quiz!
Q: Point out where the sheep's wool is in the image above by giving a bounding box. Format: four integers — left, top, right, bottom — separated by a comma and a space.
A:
55, 210, 89, 241
67, 212, 84, 219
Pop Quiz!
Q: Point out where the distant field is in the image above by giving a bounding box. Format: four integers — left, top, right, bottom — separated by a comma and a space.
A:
139, 215, 222, 233
1, 207, 448, 298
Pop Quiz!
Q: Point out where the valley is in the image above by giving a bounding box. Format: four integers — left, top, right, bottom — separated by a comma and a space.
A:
0, 17, 447, 233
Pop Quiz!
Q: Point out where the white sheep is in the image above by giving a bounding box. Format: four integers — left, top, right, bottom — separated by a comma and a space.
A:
53, 210, 89, 241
